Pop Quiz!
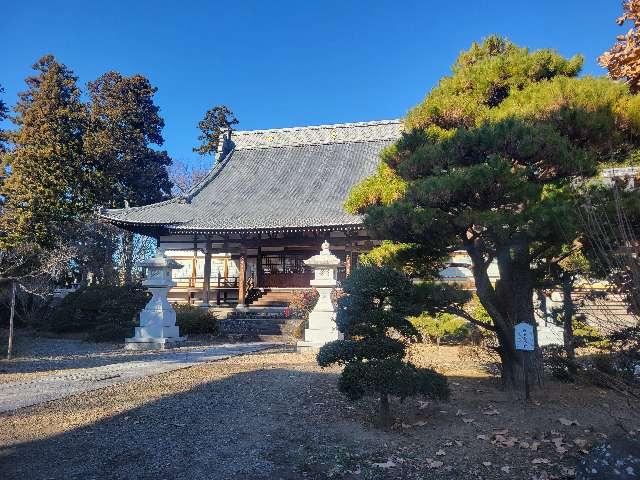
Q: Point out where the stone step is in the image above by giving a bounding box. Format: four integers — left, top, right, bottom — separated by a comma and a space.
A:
250, 301, 290, 307
219, 318, 305, 337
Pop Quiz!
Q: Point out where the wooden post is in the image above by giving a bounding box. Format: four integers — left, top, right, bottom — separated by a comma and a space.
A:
202, 236, 212, 306
7, 280, 16, 360
237, 250, 247, 308
256, 246, 262, 288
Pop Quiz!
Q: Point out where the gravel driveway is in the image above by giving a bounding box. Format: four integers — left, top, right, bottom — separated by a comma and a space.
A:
1, 342, 638, 480
0, 349, 376, 480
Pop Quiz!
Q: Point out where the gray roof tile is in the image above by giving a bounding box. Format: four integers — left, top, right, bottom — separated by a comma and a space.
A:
101, 120, 402, 233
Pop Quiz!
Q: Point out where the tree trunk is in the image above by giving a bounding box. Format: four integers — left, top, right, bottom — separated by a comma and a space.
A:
7, 281, 16, 360
467, 237, 540, 391
379, 392, 391, 428
120, 231, 134, 285
561, 271, 577, 374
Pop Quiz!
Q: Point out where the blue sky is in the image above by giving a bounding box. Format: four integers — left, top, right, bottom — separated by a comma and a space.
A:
1, 0, 624, 165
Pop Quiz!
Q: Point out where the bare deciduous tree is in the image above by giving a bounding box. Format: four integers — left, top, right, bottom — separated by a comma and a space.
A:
169, 160, 209, 195
599, 1, 640, 93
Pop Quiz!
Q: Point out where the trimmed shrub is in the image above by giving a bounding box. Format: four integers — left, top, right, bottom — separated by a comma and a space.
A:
49, 285, 150, 341
411, 312, 472, 345
173, 303, 218, 335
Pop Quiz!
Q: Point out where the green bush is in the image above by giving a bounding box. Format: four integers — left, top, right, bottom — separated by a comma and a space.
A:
49, 285, 150, 341
573, 317, 609, 348
173, 303, 218, 335
411, 312, 472, 344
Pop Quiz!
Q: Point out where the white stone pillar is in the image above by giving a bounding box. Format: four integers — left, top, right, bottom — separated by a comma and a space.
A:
298, 241, 344, 350
125, 252, 185, 350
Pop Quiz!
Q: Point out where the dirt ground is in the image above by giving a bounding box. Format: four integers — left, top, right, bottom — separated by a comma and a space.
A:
0, 343, 638, 480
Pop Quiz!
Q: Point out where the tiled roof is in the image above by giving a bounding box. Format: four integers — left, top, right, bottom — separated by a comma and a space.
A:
100, 120, 403, 234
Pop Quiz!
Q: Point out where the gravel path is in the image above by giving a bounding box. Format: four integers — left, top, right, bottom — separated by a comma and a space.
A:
1, 344, 638, 480
0, 343, 276, 413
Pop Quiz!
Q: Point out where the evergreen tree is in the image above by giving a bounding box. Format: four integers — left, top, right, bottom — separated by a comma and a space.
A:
86, 71, 172, 207
85, 71, 173, 284
0, 84, 8, 153
346, 37, 640, 389
0, 55, 89, 248
317, 265, 455, 427
193, 105, 238, 157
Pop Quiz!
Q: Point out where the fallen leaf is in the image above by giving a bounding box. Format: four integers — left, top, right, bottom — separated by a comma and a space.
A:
483, 408, 500, 415
435, 449, 446, 456
373, 459, 397, 469
482, 461, 492, 467
558, 418, 580, 426
501, 466, 511, 473
427, 459, 443, 468
573, 438, 587, 447
413, 421, 428, 427
477, 434, 489, 440
531, 458, 551, 465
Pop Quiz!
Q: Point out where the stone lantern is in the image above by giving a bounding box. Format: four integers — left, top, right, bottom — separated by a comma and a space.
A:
297, 240, 344, 350
125, 252, 185, 350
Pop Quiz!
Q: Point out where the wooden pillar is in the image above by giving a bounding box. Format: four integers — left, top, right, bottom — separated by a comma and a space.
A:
202, 236, 212, 306
256, 245, 262, 288
237, 249, 247, 308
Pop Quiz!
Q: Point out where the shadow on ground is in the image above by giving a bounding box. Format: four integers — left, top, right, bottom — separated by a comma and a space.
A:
0, 367, 384, 480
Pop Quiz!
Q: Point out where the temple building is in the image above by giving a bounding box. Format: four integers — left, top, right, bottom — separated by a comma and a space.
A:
100, 120, 403, 307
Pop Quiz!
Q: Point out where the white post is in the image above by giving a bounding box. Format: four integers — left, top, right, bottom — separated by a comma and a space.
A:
124, 252, 185, 350
297, 240, 344, 350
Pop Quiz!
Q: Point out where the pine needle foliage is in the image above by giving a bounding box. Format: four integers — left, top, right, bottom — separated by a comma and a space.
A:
317, 265, 452, 426
345, 36, 640, 389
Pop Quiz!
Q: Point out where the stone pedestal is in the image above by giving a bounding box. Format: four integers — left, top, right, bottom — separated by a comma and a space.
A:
125, 252, 185, 350
297, 241, 344, 350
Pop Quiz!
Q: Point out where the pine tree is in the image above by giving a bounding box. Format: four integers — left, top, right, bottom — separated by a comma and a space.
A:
317, 265, 455, 427
346, 37, 640, 389
0, 55, 89, 248
193, 105, 238, 157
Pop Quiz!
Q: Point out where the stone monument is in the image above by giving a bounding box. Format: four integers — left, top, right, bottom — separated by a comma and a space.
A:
125, 251, 185, 350
297, 240, 344, 350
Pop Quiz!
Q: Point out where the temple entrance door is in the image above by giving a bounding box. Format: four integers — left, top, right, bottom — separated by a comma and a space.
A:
260, 253, 313, 288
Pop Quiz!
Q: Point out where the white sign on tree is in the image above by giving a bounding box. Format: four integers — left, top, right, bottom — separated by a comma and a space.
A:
514, 322, 535, 351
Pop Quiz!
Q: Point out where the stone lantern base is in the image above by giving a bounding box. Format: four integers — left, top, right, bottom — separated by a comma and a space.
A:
297, 311, 344, 351
124, 335, 186, 351
124, 324, 185, 350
